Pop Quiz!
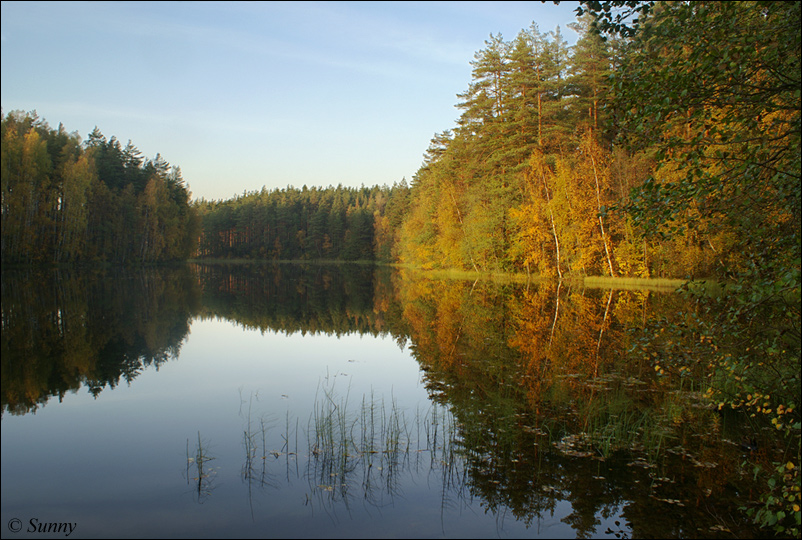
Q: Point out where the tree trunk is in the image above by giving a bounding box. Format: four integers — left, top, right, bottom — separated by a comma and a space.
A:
589, 153, 615, 277
540, 170, 562, 280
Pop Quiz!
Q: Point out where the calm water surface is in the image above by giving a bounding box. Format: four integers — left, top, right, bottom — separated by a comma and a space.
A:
1, 264, 766, 538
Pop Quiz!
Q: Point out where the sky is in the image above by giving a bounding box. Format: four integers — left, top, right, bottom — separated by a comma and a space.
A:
1, 1, 581, 201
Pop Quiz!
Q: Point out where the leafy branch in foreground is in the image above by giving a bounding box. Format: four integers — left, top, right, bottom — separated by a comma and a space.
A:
585, 1, 800, 534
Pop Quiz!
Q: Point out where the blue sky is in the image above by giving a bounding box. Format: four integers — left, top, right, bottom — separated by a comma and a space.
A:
1, 1, 580, 201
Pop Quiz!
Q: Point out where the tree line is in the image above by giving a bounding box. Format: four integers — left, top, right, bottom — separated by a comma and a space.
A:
396, 4, 798, 281
3, 2, 798, 288
194, 16, 629, 272
196, 2, 797, 287
193, 182, 410, 261
1, 110, 199, 265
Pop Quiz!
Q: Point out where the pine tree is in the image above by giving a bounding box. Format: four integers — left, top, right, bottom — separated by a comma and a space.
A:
567, 14, 614, 140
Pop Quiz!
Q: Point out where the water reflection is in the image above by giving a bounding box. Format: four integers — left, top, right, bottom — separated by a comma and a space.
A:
1, 264, 765, 538
194, 262, 399, 337
185, 431, 218, 504
1, 266, 200, 415
395, 272, 755, 538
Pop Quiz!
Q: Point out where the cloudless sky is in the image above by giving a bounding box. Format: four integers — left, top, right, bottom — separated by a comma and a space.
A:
1, 1, 581, 201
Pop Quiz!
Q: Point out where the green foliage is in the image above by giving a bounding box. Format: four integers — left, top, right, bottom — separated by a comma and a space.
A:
398, 1, 798, 285
584, 2, 801, 534
400, 23, 598, 273
575, 1, 655, 38
614, 2, 800, 276
1, 110, 198, 264
194, 182, 408, 262
745, 459, 802, 537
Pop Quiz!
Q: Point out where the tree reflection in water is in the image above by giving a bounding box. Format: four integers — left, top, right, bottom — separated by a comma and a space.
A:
1, 263, 775, 538
1, 266, 200, 414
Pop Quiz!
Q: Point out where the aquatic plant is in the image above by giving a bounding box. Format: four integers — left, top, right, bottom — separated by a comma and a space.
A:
186, 431, 217, 503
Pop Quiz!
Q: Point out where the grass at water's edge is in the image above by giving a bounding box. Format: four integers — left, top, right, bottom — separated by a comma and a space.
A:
188, 259, 723, 293
582, 275, 690, 292
394, 264, 712, 292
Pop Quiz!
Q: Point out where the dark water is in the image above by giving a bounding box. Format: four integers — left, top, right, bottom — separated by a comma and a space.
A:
1, 264, 767, 538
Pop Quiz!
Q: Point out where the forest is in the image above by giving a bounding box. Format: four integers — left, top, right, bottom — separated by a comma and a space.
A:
194, 182, 410, 261
1, 2, 799, 533
190, 2, 799, 287
398, 0, 796, 282
1, 111, 199, 264
2, 2, 797, 286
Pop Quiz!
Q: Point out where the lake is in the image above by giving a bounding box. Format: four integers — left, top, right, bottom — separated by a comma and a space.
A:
1, 263, 768, 538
